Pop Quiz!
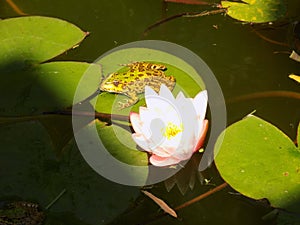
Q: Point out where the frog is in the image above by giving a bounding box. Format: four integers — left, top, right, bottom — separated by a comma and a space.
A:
99, 62, 176, 109
0, 201, 44, 225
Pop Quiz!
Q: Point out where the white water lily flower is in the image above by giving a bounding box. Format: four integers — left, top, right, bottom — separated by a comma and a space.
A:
130, 84, 208, 167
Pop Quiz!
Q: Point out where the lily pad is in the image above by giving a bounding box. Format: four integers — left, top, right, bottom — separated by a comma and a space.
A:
96, 121, 149, 166
0, 16, 87, 66
297, 119, 300, 150
0, 16, 100, 116
0, 62, 100, 116
215, 115, 300, 212
221, 0, 287, 23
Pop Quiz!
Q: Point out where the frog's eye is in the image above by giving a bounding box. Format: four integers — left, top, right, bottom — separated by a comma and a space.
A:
113, 80, 120, 86
151, 64, 166, 70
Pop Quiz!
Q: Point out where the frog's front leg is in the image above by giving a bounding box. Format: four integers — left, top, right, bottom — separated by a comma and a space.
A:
118, 91, 139, 109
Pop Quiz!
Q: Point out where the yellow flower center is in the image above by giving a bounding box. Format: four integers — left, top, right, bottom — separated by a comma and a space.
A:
163, 122, 183, 140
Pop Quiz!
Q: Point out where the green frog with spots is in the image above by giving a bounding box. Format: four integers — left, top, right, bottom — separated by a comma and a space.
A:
100, 62, 176, 109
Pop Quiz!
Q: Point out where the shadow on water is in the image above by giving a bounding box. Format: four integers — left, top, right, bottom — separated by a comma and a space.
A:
0, 57, 65, 116
0, 56, 142, 225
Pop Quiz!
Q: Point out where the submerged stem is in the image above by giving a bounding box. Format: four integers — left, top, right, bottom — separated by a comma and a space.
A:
44, 110, 129, 123
251, 27, 289, 47
45, 189, 67, 210
143, 8, 226, 36
175, 182, 228, 210
5, 0, 27, 15
140, 182, 228, 225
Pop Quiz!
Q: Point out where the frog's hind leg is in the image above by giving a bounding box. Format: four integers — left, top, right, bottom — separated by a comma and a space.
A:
118, 91, 139, 109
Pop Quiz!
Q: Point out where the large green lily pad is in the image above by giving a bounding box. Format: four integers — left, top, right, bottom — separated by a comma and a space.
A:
221, 0, 287, 23
0, 16, 100, 116
96, 121, 149, 166
215, 115, 300, 212
0, 16, 87, 65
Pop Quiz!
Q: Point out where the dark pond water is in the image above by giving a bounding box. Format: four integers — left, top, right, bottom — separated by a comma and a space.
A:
0, 0, 300, 224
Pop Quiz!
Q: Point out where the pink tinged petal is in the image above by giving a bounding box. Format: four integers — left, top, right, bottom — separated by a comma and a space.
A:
130, 112, 143, 134
173, 151, 193, 163
131, 110, 152, 140
193, 90, 208, 122
193, 119, 209, 152
150, 154, 182, 167
156, 134, 182, 157
173, 134, 196, 160
152, 146, 176, 157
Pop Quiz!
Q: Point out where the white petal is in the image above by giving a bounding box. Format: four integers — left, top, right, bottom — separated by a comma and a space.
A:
173, 99, 198, 156
145, 94, 168, 111
160, 108, 182, 127
193, 90, 208, 122
145, 85, 158, 97
174, 132, 195, 157
145, 100, 182, 127
147, 120, 166, 148
139, 107, 156, 127
132, 133, 152, 153
162, 129, 182, 145
144, 86, 161, 110
175, 91, 185, 100
159, 84, 175, 103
